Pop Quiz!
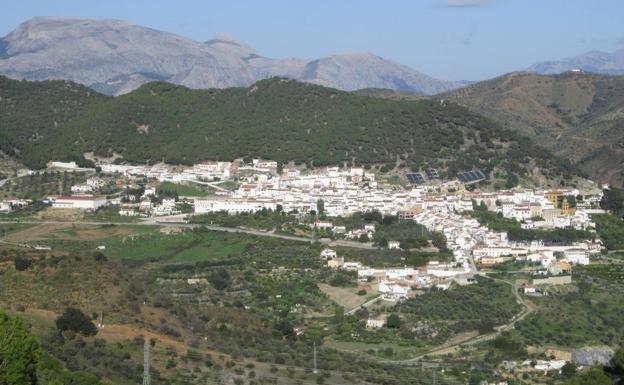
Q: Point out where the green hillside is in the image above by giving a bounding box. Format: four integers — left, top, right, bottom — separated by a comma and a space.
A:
441, 71, 624, 185
1, 76, 575, 183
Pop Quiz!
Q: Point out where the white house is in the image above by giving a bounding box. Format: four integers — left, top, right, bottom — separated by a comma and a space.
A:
378, 281, 410, 301
49, 195, 107, 210
366, 318, 386, 329
332, 226, 346, 234
563, 249, 590, 265
194, 197, 277, 214
320, 248, 337, 259
387, 240, 401, 250
364, 224, 376, 233
0, 201, 12, 212
314, 221, 334, 230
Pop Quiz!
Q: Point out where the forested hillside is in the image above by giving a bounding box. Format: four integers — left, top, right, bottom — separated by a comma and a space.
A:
441, 71, 624, 185
1, 76, 575, 183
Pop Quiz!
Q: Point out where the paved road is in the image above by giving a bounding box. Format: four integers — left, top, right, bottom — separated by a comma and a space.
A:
180, 178, 229, 191
345, 295, 383, 315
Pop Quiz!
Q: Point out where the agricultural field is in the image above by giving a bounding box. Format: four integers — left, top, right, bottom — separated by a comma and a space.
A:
0, 171, 87, 199
2, 218, 618, 385
83, 205, 142, 223
0, 222, 459, 385
515, 264, 624, 348
329, 276, 522, 358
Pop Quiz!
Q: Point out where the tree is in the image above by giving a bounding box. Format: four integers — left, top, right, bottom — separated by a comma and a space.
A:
208, 270, 230, 290
316, 199, 325, 216
0, 312, 41, 385
13, 256, 31, 271
561, 362, 577, 378
606, 347, 624, 382
55, 307, 98, 336
601, 188, 624, 217
386, 314, 401, 329
564, 367, 612, 385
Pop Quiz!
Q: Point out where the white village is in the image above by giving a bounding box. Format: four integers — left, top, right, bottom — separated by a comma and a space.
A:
2, 158, 607, 317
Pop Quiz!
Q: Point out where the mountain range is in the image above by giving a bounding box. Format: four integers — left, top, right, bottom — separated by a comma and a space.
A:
527, 48, 624, 75
0, 17, 468, 96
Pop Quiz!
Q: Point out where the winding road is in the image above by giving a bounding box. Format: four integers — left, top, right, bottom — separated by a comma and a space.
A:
387, 275, 535, 365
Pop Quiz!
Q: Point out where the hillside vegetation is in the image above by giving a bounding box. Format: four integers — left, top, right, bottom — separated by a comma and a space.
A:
442, 71, 624, 185
1, 76, 575, 183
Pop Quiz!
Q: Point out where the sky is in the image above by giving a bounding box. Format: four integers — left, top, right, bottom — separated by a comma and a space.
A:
1, 0, 623, 81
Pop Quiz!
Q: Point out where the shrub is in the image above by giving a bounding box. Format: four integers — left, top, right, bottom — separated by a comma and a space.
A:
13, 256, 31, 271
386, 314, 401, 329
55, 307, 98, 336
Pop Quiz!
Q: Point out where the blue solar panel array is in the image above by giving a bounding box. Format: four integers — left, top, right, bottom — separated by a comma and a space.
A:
425, 168, 440, 179
406, 173, 425, 184
458, 169, 487, 183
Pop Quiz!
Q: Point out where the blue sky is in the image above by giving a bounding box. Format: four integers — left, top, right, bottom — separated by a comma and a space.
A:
1, 0, 623, 80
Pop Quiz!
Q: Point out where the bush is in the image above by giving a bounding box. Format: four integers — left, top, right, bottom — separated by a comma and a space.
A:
55, 307, 98, 336
13, 256, 31, 271
386, 314, 401, 329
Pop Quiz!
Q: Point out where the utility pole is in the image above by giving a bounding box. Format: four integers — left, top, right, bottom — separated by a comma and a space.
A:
142, 338, 151, 385
313, 341, 318, 374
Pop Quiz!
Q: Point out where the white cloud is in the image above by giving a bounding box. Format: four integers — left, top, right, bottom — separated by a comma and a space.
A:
434, 0, 493, 8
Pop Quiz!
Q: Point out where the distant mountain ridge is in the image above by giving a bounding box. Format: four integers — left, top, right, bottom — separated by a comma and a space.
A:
0, 17, 467, 96
527, 48, 624, 75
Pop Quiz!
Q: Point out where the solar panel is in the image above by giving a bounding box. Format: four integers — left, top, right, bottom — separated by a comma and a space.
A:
457, 169, 486, 184
406, 173, 425, 184
425, 168, 439, 179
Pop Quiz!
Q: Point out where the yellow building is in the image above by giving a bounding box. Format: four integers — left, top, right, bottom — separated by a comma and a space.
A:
559, 260, 572, 273
561, 197, 576, 215
545, 190, 563, 206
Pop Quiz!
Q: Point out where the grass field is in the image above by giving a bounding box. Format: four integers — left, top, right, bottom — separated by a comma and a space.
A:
170, 234, 248, 262
318, 283, 372, 310
158, 182, 213, 197
0, 222, 36, 237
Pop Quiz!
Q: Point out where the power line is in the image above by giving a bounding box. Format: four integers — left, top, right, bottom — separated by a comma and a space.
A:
143, 337, 151, 385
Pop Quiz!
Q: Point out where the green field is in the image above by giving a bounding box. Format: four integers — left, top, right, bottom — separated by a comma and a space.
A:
0, 222, 36, 237
157, 181, 213, 197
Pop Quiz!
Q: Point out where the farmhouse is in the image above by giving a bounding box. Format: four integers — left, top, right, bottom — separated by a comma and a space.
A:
378, 281, 411, 301
49, 195, 107, 210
